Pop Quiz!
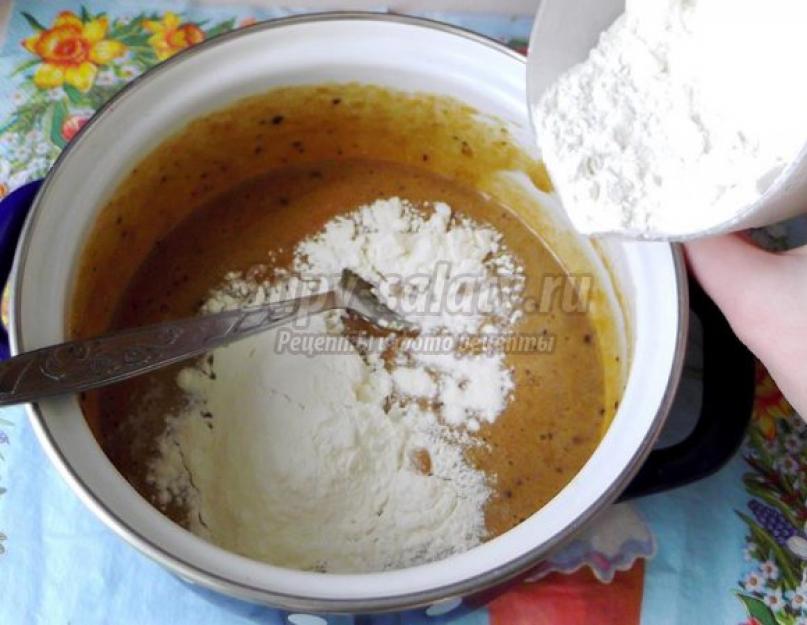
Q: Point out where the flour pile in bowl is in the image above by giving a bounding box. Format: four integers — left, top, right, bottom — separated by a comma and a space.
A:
148, 197, 525, 572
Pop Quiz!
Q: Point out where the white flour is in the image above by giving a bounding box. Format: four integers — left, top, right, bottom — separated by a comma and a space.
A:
148, 198, 523, 572
535, 0, 807, 237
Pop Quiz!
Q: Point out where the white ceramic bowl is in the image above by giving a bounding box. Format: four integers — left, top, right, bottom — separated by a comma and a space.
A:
527, 0, 807, 240
9, 14, 686, 612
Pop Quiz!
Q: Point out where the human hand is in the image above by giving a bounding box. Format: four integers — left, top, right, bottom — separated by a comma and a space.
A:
685, 234, 807, 418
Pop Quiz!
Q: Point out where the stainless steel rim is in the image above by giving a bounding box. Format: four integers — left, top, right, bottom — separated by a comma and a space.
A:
10, 11, 689, 613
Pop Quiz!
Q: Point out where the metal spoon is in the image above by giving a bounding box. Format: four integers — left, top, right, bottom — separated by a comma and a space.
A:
0, 270, 413, 406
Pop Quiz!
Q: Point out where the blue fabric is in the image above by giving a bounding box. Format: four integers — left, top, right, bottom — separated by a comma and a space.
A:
638, 455, 748, 625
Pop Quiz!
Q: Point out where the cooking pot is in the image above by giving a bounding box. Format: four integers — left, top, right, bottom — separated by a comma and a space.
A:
0, 13, 754, 615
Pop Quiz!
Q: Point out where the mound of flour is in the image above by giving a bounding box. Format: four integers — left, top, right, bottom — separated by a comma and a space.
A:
148, 197, 523, 572
535, 0, 807, 237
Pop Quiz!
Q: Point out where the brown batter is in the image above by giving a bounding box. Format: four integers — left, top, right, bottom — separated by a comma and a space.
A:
71, 84, 610, 546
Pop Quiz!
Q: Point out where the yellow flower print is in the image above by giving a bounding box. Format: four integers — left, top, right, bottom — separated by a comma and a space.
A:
753, 362, 793, 440
142, 12, 204, 61
21, 11, 126, 92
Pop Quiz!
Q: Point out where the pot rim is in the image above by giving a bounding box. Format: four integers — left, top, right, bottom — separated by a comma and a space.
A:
10, 11, 689, 613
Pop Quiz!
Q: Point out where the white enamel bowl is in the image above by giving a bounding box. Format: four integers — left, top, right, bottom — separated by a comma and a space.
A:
10, 14, 686, 613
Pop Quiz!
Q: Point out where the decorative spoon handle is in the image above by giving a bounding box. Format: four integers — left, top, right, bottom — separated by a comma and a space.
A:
0, 290, 336, 405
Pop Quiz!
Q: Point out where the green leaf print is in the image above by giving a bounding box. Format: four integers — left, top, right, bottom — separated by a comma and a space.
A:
4, 98, 49, 137
749, 429, 776, 465
49, 101, 67, 149
738, 511, 800, 590
737, 594, 778, 625
744, 478, 802, 528
205, 18, 237, 39
12, 58, 40, 76
63, 84, 84, 106
21, 12, 46, 32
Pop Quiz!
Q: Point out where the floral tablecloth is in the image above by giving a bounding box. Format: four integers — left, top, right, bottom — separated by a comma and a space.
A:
0, 2, 805, 624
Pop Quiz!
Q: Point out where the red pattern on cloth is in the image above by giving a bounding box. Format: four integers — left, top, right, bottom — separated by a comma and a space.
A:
487, 563, 644, 625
